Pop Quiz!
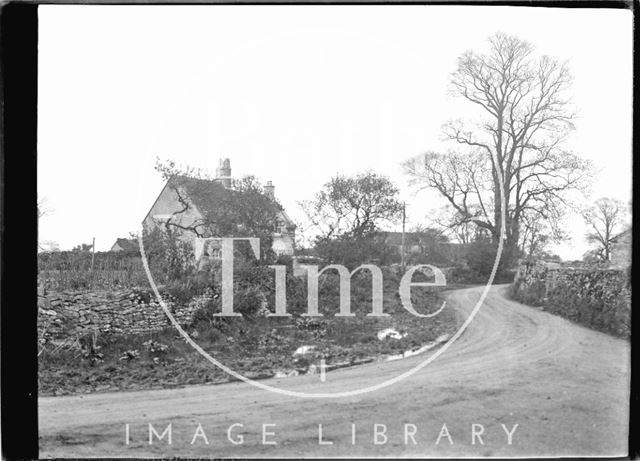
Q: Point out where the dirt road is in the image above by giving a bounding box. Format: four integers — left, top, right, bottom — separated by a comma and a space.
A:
39, 285, 630, 458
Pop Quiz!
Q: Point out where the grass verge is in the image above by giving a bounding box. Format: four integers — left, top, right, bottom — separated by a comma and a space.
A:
39, 272, 460, 396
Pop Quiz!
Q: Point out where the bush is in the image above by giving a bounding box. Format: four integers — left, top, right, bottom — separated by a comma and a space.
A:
234, 286, 267, 318
444, 240, 514, 284
142, 228, 195, 283
314, 234, 399, 269
142, 339, 169, 355
464, 239, 510, 280
511, 262, 630, 338
186, 257, 309, 327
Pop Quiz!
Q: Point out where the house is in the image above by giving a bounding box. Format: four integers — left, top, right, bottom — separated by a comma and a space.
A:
437, 242, 472, 263
109, 238, 139, 253
379, 231, 427, 255
142, 158, 296, 257
378, 230, 465, 264
609, 228, 631, 268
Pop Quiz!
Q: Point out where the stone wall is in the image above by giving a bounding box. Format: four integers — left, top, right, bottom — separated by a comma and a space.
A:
38, 288, 211, 341
511, 261, 631, 338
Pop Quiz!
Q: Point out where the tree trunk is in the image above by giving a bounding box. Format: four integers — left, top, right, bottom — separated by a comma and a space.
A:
492, 174, 502, 246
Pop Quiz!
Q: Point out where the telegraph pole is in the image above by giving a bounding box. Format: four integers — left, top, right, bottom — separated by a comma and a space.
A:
91, 237, 96, 272
401, 202, 406, 272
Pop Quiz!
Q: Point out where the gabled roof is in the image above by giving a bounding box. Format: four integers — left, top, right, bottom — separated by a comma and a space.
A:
377, 231, 447, 246
142, 175, 230, 226
172, 175, 229, 217
161, 175, 296, 229
610, 227, 632, 243
111, 238, 139, 252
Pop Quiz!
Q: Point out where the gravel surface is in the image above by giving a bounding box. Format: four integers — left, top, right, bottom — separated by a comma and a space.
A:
39, 284, 629, 458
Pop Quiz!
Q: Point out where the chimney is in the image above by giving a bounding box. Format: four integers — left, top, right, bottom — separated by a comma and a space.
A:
216, 158, 232, 188
264, 180, 275, 199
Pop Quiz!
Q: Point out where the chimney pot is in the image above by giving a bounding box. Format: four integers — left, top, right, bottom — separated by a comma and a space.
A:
265, 180, 275, 198
216, 158, 232, 188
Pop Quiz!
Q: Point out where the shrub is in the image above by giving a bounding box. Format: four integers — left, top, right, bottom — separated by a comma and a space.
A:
233, 286, 267, 318
314, 234, 399, 269
511, 262, 630, 338
142, 228, 195, 283
119, 350, 140, 361
142, 339, 169, 355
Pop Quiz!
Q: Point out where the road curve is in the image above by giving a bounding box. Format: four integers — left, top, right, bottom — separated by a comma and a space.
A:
39, 285, 630, 458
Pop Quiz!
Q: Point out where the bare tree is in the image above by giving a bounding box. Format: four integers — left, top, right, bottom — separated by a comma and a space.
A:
38, 196, 53, 251
37, 197, 50, 221
519, 212, 565, 260
583, 197, 629, 262
406, 149, 494, 237
407, 223, 449, 261
404, 32, 592, 266
426, 204, 490, 244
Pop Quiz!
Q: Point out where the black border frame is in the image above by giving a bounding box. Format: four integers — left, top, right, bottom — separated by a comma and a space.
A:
1, 3, 39, 460
0, 1, 634, 459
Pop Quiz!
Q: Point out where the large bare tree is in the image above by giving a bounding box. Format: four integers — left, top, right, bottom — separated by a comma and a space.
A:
404, 32, 592, 265
583, 197, 629, 262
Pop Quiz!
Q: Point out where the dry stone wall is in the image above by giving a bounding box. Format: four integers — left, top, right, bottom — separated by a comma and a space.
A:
38, 288, 212, 340
511, 261, 631, 338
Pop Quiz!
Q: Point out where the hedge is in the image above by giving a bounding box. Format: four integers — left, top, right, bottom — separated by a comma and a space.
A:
511, 261, 630, 338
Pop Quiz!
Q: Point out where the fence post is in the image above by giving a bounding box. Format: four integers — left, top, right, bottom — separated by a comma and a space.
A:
91, 237, 96, 272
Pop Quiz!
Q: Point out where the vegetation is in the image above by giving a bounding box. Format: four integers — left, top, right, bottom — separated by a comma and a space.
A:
39, 269, 458, 396
404, 32, 593, 268
511, 262, 630, 338
154, 158, 283, 261
301, 171, 404, 268
38, 250, 146, 290
582, 197, 630, 262
301, 171, 403, 240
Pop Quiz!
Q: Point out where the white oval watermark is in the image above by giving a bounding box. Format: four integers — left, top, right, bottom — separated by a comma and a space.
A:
137, 161, 506, 399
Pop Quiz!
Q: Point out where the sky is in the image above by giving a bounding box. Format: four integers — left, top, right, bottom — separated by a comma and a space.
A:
38, 5, 633, 258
